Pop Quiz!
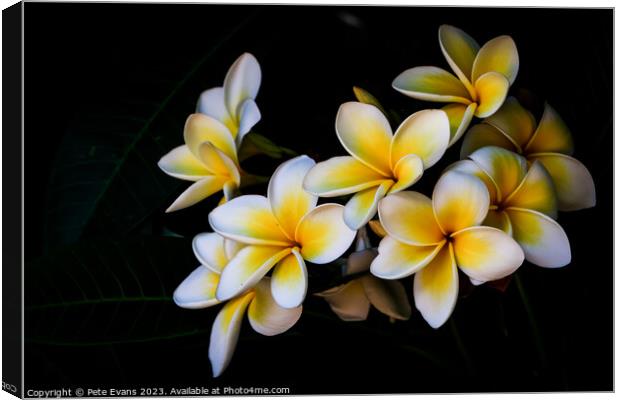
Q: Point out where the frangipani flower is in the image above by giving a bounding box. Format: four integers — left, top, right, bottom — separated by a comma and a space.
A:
304, 101, 450, 230
317, 274, 411, 322
370, 170, 524, 328
209, 155, 357, 309
174, 232, 301, 377
460, 97, 596, 211
393, 25, 519, 144
317, 229, 411, 321
449, 146, 571, 270
158, 113, 241, 212
196, 52, 261, 147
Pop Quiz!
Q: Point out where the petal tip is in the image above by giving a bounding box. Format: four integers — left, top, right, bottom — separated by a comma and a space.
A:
210, 361, 224, 378
215, 286, 234, 303
172, 290, 184, 308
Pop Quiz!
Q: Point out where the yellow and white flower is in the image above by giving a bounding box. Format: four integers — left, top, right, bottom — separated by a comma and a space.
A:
392, 25, 519, 144
174, 232, 301, 377
370, 170, 524, 328
303, 101, 450, 230
158, 113, 241, 212
196, 52, 261, 147
449, 146, 571, 270
208, 155, 357, 309
460, 97, 596, 211
158, 53, 262, 212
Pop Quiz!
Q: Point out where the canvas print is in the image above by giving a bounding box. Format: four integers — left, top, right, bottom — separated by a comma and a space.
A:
8, 2, 613, 397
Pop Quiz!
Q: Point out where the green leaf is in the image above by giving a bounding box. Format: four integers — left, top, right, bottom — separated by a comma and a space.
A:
44, 16, 255, 250
238, 131, 297, 162
25, 236, 213, 346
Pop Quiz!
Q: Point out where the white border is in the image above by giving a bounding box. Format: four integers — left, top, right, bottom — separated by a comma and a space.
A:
0, 2, 616, 400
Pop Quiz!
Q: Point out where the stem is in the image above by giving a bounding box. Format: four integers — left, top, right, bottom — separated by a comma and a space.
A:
449, 318, 476, 375
514, 272, 548, 370
355, 226, 371, 251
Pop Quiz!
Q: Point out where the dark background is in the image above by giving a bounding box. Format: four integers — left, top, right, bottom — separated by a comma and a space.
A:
23, 4, 612, 394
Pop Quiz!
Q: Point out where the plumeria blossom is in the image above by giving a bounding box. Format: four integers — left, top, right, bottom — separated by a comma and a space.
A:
159, 53, 262, 211
460, 97, 596, 211
158, 113, 241, 212
392, 25, 519, 145
209, 155, 357, 309
370, 170, 524, 328
448, 146, 571, 271
196, 52, 261, 147
317, 228, 411, 321
304, 101, 450, 230
174, 232, 301, 377
317, 274, 411, 322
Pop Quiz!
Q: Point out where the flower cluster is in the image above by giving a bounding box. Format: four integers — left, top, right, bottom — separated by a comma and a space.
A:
159, 25, 595, 377
158, 53, 261, 211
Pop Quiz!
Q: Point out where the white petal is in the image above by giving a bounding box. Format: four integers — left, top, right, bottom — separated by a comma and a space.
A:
524, 103, 574, 155
196, 87, 236, 133
370, 237, 444, 280
215, 245, 291, 301
392, 66, 472, 104
390, 109, 450, 169
166, 176, 229, 213
445, 159, 499, 204
335, 102, 393, 176
303, 156, 388, 197
158, 145, 209, 181
484, 97, 537, 150
451, 226, 524, 281
506, 208, 571, 268
173, 266, 220, 309
344, 248, 378, 275
236, 98, 261, 144
378, 191, 445, 246
268, 155, 318, 240
192, 232, 228, 273
224, 239, 245, 260
473, 72, 510, 118
503, 160, 557, 218
471, 35, 519, 85
209, 291, 254, 377
296, 204, 356, 264
442, 103, 477, 147
198, 141, 240, 184
468, 145, 527, 202
414, 243, 459, 329
388, 154, 424, 194
438, 24, 479, 90
224, 53, 261, 120
532, 153, 596, 211
316, 279, 370, 321
248, 278, 303, 336
343, 181, 393, 230
209, 195, 292, 246
183, 113, 237, 163
270, 249, 308, 309
432, 170, 490, 234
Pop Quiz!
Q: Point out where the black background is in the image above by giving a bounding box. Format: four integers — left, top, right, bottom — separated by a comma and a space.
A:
23, 4, 612, 394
